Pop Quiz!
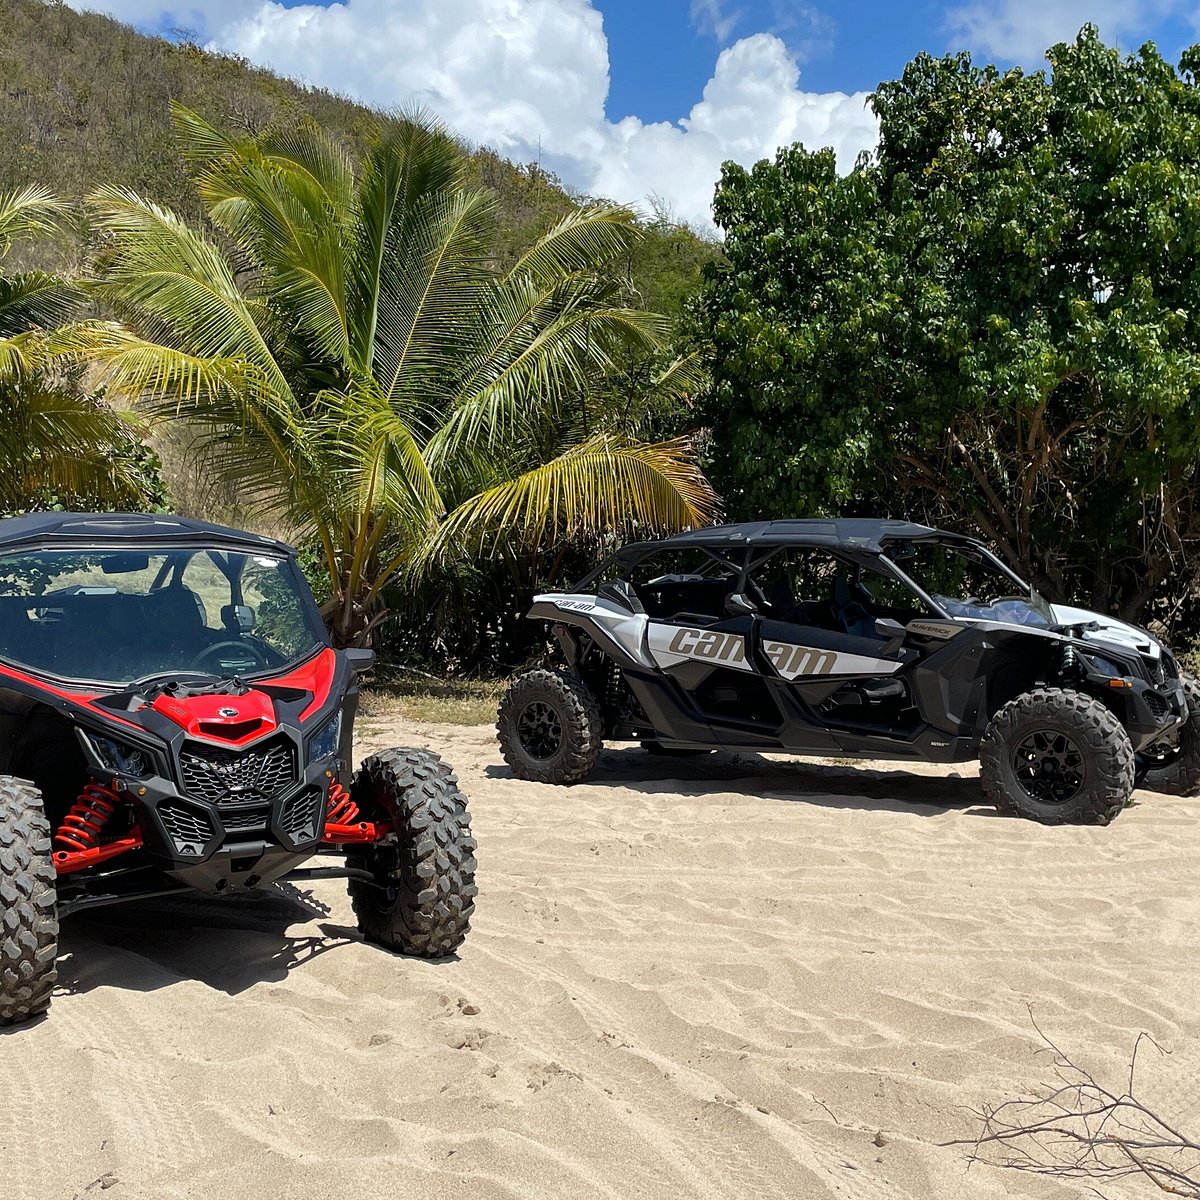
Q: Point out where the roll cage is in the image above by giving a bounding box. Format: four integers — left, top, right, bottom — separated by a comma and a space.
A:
573, 528, 1037, 626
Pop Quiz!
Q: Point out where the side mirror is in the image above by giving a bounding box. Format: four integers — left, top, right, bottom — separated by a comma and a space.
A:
874, 617, 907, 653
344, 647, 376, 675
725, 592, 758, 616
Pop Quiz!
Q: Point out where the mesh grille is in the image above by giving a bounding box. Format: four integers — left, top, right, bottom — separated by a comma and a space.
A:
1145, 690, 1171, 720
179, 739, 296, 805
158, 800, 214, 849
219, 804, 272, 835
279, 788, 325, 842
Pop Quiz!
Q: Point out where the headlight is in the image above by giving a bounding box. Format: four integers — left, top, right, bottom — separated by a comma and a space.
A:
307, 711, 342, 761
1079, 652, 1126, 680
85, 733, 152, 777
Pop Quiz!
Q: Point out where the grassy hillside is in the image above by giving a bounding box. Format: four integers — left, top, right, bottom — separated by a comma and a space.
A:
0, 0, 717, 305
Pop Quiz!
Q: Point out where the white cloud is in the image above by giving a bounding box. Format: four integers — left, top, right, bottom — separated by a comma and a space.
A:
590, 35, 874, 219
79, 0, 252, 39
945, 0, 1180, 66
218, 0, 610, 157
690, 0, 741, 45
68, 0, 878, 231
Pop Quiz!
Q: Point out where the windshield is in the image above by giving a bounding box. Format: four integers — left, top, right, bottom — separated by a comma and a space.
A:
887, 541, 1053, 627
0, 546, 327, 686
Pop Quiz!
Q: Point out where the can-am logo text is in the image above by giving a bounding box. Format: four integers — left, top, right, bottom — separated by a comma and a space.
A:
763, 641, 836, 677
667, 627, 746, 664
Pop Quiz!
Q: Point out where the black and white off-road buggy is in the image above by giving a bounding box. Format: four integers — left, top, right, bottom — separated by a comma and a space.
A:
0, 513, 476, 1026
498, 520, 1199, 823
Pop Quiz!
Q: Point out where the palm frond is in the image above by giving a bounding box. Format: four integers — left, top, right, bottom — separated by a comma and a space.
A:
0, 186, 71, 253
176, 110, 356, 366
52, 320, 281, 412
0, 271, 83, 341
587, 348, 711, 439
257, 121, 356, 214
371, 186, 496, 409
87, 187, 295, 397
0, 331, 46, 379
348, 113, 475, 374
504, 203, 642, 286
418, 434, 719, 568
312, 385, 446, 610
206, 157, 352, 366
329, 384, 444, 522
0, 380, 146, 508
170, 102, 245, 169
426, 286, 668, 474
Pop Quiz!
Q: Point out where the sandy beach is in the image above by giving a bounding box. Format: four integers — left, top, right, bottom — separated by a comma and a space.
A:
5, 717, 1199, 1200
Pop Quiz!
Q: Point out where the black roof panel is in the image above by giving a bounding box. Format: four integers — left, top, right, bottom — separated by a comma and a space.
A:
619, 519, 976, 556
0, 512, 296, 555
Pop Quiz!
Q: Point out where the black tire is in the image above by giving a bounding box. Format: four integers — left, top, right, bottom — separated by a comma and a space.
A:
0, 777, 59, 1025
496, 668, 603, 785
980, 687, 1134, 825
1139, 671, 1200, 796
346, 749, 476, 957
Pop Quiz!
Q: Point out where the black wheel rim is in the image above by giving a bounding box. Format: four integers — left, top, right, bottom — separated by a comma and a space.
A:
1013, 729, 1085, 805
517, 700, 562, 760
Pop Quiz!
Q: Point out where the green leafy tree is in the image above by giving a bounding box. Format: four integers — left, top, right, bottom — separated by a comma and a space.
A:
696, 27, 1200, 623
0, 185, 155, 511
70, 106, 716, 646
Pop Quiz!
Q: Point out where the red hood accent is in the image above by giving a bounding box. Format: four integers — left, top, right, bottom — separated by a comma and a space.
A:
269, 647, 338, 721
0, 645, 338, 741
151, 689, 278, 744
0, 663, 144, 732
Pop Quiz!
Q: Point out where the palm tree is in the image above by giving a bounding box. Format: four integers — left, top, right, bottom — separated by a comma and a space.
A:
68, 107, 717, 644
0, 187, 146, 511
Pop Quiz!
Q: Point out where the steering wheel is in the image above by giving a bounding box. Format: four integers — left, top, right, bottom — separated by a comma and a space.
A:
189, 640, 267, 673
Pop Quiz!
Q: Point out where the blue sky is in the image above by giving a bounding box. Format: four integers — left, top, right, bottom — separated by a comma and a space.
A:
597, 0, 939, 122
69, 1, 1200, 228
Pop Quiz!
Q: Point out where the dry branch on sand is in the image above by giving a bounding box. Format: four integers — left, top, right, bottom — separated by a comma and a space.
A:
952, 1011, 1200, 1196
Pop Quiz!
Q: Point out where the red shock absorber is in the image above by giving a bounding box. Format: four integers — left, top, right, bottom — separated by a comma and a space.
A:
326, 780, 360, 825
55, 780, 121, 852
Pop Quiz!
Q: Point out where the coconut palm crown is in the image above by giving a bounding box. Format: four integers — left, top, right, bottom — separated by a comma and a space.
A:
0, 186, 147, 511
68, 106, 717, 644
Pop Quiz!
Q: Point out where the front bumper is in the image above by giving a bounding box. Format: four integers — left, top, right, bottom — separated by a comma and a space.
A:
1123, 678, 1188, 751
78, 726, 341, 892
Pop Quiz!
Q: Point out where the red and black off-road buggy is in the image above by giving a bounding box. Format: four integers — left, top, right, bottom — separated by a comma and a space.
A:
0, 513, 476, 1026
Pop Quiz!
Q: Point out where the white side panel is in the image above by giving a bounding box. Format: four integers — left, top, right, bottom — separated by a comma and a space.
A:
646, 623, 755, 672
532, 593, 652, 667
762, 639, 901, 680
1050, 603, 1159, 658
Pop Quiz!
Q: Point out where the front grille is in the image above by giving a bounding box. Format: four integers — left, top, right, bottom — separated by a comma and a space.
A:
158, 800, 215, 851
179, 738, 296, 805
279, 787, 325, 843
1145, 690, 1172, 720
219, 803, 272, 835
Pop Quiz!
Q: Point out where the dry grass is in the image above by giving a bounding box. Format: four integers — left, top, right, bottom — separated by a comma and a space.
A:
358, 674, 505, 726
